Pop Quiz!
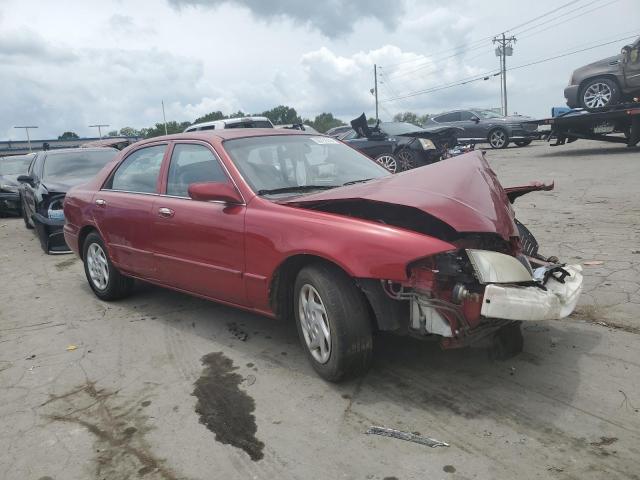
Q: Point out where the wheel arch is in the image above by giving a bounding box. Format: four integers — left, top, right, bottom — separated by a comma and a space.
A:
579, 74, 621, 92
77, 225, 99, 260
269, 254, 378, 329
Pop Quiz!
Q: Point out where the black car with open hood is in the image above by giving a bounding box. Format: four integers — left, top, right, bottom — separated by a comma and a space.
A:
339, 113, 462, 173
18, 147, 118, 253
0, 153, 34, 216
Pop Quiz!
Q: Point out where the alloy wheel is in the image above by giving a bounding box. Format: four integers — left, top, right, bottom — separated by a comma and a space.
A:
298, 284, 331, 364
583, 82, 612, 109
87, 243, 109, 290
375, 155, 397, 173
396, 150, 416, 170
489, 130, 507, 148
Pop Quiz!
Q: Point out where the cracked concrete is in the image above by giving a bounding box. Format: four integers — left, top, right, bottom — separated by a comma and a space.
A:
1, 139, 639, 479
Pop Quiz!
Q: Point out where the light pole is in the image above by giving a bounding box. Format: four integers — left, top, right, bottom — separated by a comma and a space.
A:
14, 126, 38, 152
89, 124, 110, 139
493, 33, 516, 116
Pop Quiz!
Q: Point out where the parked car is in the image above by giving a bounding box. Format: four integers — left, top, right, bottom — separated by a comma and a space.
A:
325, 125, 352, 138
63, 129, 582, 382
564, 36, 640, 109
425, 109, 538, 149
19, 147, 119, 253
339, 114, 461, 172
0, 154, 34, 216
184, 116, 273, 132
276, 123, 320, 134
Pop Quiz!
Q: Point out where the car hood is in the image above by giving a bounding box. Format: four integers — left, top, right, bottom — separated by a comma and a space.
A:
282, 150, 518, 240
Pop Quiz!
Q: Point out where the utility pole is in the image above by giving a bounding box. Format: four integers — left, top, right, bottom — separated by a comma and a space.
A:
89, 124, 110, 139
162, 100, 168, 135
374, 64, 379, 122
14, 126, 38, 152
493, 33, 516, 115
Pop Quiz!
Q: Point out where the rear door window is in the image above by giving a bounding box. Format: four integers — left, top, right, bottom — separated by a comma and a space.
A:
435, 112, 461, 122
166, 144, 228, 197
107, 145, 166, 193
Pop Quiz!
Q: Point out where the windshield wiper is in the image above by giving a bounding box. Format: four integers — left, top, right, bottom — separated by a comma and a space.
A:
343, 178, 375, 186
257, 185, 336, 196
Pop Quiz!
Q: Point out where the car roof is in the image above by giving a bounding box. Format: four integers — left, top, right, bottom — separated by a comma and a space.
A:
185, 116, 272, 131
44, 147, 118, 155
134, 128, 314, 147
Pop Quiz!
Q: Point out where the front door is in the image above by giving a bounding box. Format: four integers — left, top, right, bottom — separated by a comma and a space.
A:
93, 143, 167, 279
624, 42, 640, 89
151, 142, 246, 305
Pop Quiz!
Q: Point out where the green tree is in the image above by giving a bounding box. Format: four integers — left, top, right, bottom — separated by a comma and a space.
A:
261, 105, 301, 125
392, 111, 430, 126
307, 113, 345, 133
142, 121, 189, 139
58, 131, 79, 140
107, 130, 118, 137
193, 111, 226, 124
119, 127, 141, 137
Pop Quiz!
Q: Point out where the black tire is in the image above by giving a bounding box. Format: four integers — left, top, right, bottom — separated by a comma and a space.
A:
21, 198, 33, 229
514, 140, 532, 147
396, 148, 421, 171
82, 232, 134, 301
488, 128, 510, 149
489, 322, 524, 361
294, 263, 373, 382
579, 77, 620, 109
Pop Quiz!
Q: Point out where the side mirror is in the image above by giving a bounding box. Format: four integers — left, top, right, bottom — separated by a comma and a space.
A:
188, 182, 243, 204
471, 116, 480, 123
17, 174, 34, 186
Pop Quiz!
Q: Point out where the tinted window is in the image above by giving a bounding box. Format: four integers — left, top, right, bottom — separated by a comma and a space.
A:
460, 111, 476, 121
109, 145, 166, 193
0, 155, 33, 175
475, 109, 503, 119
42, 149, 117, 182
167, 144, 227, 197
435, 112, 461, 122
226, 121, 273, 129
199, 125, 216, 131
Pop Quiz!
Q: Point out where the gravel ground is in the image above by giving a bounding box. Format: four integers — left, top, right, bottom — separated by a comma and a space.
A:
1, 139, 639, 480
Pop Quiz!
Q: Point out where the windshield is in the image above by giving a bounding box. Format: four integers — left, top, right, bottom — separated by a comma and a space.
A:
226, 121, 273, 129
474, 110, 503, 119
224, 135, 389, 196
43, 149, 118, 181
379, 122, 422, 135
0, 155, 32, 175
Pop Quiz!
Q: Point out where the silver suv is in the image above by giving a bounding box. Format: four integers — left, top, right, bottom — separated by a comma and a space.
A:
564, 36, 640, 109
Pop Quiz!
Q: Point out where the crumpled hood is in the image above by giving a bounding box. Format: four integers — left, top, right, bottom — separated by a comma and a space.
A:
283, 151, 518, 240
42, 177, 89, 193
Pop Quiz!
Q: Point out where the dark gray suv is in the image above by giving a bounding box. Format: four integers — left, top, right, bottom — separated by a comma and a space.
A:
564, 36, 640, 109
425, 109, 538, 149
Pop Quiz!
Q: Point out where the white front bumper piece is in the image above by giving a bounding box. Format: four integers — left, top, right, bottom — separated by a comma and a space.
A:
480, 265, 583, 321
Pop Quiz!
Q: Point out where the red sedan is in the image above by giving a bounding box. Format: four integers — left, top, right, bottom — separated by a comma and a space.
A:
63, 129, 582, 381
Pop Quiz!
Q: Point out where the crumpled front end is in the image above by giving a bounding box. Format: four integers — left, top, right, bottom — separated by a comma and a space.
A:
385, 246, 583, 349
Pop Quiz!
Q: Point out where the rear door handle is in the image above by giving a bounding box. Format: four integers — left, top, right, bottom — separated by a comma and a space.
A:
95, 198, 106, 206
158, 207, 174, 218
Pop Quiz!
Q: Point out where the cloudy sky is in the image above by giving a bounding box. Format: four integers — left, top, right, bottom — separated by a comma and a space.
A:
1, 0, 638, 139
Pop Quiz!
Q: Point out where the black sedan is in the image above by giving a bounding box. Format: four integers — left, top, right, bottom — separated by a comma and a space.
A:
19, 147, 118, 253
340, 114, 461, 173
0, 153, 34, 216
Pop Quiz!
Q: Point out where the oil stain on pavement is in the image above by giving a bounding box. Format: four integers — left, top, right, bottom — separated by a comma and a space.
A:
193, 352, 264, 461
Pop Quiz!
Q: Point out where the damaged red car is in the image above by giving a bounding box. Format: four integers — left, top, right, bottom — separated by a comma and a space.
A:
63, 129, 583, 381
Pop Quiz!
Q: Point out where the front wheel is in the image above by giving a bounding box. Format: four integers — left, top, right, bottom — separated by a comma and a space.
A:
488, 128, 510, 149
294, 264, 373, 382
83, 232, 134, 300
514, 140, 532, 147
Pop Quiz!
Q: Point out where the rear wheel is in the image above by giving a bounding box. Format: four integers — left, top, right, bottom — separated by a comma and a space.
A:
396, 149, 421, 171
514, 140, 532, 147
374, 154, 397, 173
294, 263, 373, 382
488, 128, 510, 149
83, 232, 133, 300
580, 77, 620, 109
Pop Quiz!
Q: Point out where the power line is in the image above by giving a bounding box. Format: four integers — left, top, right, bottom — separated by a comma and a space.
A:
505, 0, 583, 33
511, 0, 610, 36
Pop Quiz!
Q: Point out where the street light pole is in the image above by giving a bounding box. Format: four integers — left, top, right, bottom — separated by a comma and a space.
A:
374, 64, 379, 122
14, 126, 38, 152
89, 124, 110, 139
493, 33, 516, 116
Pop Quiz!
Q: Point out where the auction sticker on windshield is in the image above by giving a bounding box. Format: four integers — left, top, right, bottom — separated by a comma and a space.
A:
310, 136, 340, 144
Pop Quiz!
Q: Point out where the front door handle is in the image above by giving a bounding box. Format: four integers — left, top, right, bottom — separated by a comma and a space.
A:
95, 198, 106, 207
158, 207, 175, 218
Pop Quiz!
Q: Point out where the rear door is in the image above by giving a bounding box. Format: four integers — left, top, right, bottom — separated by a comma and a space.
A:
458, 111, 485, 139
21, 153, 44, 221
151, 142, 246, 304
93, 143, 167, 279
